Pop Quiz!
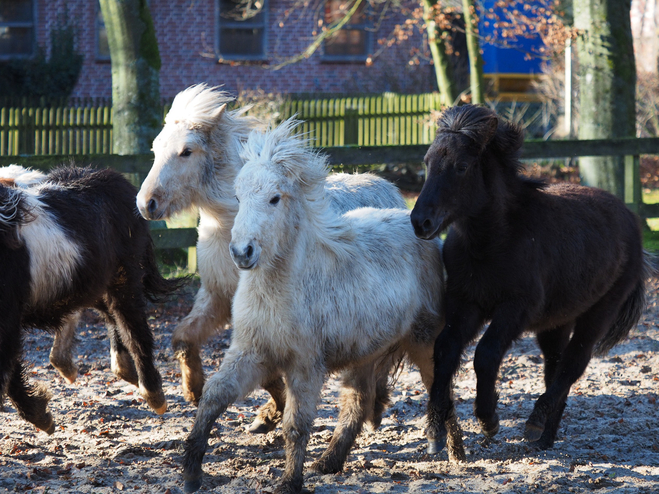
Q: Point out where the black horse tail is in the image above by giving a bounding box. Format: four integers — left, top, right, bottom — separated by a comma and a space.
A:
595, 252, 655, 356
142, 238, 189, 303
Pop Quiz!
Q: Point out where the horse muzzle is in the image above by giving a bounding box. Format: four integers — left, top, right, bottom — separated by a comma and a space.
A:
230, 240, 260, 270
410, 207, 446, 240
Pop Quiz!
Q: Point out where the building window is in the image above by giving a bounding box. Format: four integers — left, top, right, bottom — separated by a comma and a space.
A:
96, 2, 110, 60
0, 0, 35, 58
323, 0, 370, 62
217, 0, 267, 60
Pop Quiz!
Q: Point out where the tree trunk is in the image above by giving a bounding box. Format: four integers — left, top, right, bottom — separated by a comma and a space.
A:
574, 0, 636, 199
422, 0, 458, 107
99, 0, 161, 155
461, 0, 484, 104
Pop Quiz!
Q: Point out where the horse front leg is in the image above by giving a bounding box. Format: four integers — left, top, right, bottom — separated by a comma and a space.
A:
473, 302, 528, 439
427, 297, 484, 454
49, 311, 82, 384
8, 360, 54, 434
183, 350, 266, 493
171, 285, 232, 405
406, 333, 466, 461
276, 366, 324, 494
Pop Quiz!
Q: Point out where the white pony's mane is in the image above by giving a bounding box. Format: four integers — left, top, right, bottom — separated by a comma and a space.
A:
241, 118, 355, 256
241, 118, 328, 194
165, 84, 260, 134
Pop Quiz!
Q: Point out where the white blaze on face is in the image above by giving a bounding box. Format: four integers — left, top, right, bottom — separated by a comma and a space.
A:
137, 123, 206, 218
19, 194, 83, 305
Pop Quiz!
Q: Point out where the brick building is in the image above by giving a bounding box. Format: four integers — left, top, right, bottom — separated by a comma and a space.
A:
1, 0, 444, 99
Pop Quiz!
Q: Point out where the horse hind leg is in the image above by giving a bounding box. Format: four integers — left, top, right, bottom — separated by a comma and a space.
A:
249, 374, 286, 434
109, 325, 139, 386
8, 361, 55, 434
531, 324, 573, 449
105, 290, 166, 415
312, 366, 374, 474
369, 361, 391, 430
525, 288, 631, 445
49, 312, 82, 384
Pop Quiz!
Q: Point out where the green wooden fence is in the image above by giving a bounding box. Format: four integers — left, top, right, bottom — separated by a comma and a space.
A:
1, 137, 658, 270
0, 93, 444, 156
280, 93, 443, 146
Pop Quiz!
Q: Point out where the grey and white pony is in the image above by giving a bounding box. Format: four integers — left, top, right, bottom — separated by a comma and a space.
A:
182, 119, 464, 494
0, 165, 137, 386
136, 84, 406, 432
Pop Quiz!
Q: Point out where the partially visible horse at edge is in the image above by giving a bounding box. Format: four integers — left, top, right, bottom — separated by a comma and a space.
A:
136, 84, 407, 433
0, 167, 182, 433
0, 165, 139, 386
410, 104, 650, 452
182, 118, 464, 494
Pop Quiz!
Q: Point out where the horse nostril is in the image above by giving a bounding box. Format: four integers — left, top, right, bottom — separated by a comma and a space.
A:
422, 219, 433, 233
245, 244, 253, 259
147, 198, 158, 214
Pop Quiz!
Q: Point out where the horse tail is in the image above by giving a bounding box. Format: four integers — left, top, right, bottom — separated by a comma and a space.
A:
141, 238, 188, 303
595, 251, 656, 356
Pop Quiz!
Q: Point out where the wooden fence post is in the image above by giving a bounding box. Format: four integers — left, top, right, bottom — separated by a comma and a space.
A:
344, 108, 359, 146
624, 154, 641, 214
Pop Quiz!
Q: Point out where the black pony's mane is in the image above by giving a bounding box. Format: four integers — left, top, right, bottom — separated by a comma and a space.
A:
437, 105, 545, 190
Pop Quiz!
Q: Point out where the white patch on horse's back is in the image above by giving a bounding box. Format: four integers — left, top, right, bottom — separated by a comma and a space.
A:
19, 193, 82, 305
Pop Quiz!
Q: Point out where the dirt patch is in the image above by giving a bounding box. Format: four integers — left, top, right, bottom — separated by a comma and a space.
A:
1, 280, 658, 493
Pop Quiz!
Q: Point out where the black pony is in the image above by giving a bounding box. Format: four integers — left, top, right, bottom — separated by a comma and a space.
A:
0, 167, 182, 433
411, 105, 649, 452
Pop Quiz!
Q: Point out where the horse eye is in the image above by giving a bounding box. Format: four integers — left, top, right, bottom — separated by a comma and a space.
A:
269, 195, 281, 205
456, 163, 468, 174
180, 148, 192, 157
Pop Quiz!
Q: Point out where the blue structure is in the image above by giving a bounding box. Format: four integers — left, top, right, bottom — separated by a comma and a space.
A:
478, 0, 546, 99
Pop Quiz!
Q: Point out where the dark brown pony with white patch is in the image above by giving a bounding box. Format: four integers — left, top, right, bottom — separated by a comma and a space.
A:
0, 167, 183, 433
411, 105, 649, 453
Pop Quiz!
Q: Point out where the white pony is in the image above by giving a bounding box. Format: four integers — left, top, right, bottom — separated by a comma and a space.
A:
136, 85, 406, 432
0, 166, 138, 386
182, 119, 465, 494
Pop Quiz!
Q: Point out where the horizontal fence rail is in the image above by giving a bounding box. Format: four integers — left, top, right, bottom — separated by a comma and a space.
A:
1, 137, 658, 258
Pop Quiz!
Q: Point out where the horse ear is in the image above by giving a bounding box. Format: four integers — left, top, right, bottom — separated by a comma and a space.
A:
479, 115, 499, 151
493, 119, 524, 155
211, 104, 227, 125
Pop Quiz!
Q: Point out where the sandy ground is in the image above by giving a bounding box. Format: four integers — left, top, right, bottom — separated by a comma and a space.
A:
1, 279, 658, 494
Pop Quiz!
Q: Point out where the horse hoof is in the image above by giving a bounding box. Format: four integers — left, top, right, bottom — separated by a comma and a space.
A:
479, 414, 499, 439
427, 439, 444, 455
141, 387, 167, 414
524, 422, 544, 442
312, 457, 342, 474
51, 361, 78, 384
184, 478, 202, 493
38, 418, 56, 435
248, 419, 277, 434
